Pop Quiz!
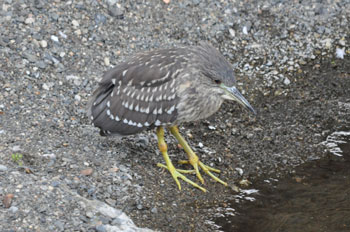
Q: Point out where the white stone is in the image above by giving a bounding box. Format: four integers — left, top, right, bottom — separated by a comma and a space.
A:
40, 40, 48, 48
74, 94, 81, 101
283, 77, 291, 85
336, 47, 345, 59
51, 35, 59, 43
72, 19, 79, 27
104, 57, 110, 66
25, 17, 35, 24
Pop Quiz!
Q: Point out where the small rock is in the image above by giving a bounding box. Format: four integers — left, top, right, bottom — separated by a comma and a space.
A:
42, 83, 50, 90
9, 206, 18, 213
25, 17, 35, 24
235, 168, 244, 176
54, 220, 65, 231
0, 164, 8, 171
339, 39, 346, 46
108, 6, 124, 19
3, 193, 14, 208
336, 47, 345, 59
151, 207, 158, 214
104, 57, 110, 66
11, 145, 21, 152
59, 31, 67, 39
283, 77, 291, 85
81, 168, 93, 176
86, 211, 94, 218
51, 35, 59, 43
72, 19, 79, 27
229, 28, 235, 38
198, 142, 204, 148
74, 94, 81, 102
96, 225, 107, 232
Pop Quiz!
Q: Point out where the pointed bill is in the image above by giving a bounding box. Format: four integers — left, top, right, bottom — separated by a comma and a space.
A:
221, 85, 256, 115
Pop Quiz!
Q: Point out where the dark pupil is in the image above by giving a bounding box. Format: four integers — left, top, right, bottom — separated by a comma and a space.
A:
215, 80, 221, 84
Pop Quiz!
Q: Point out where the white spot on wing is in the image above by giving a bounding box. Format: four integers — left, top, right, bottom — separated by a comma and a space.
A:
158, 108, 162, 114
123, 118, 128, 124
153, 108, 157, 115
144, 122, 150, 126
115, 115, 120, 121
110, 114, 114, 120
107, 101, 110, 107
137, 123, 143, 128
107, 109, 111, 116
155, 119, 161, 126
112, 79, 116, 85
135, 104, 139, 112
167, 105, 175, 114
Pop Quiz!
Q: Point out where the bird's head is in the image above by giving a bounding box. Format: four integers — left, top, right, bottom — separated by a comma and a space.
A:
195, 42, 256, 115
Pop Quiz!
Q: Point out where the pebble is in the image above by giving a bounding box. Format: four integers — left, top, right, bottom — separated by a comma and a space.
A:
151, 207, 158, 214
25, 17, 35, 24
11, 145, 21, 152
104, 57, 110, 66
74, 94, 81, 102
81, 168, 93, 176
9, 206, 18, 214
336, 48, 345, 59
51, 35, 59, 43
96, 225, 107, 232
3, 194, 14, 208
42, 83, 50, 90
0, 164, 8, 171
283, 77, 291, 85
72, 19, 79, 27
54, 220, 65, 231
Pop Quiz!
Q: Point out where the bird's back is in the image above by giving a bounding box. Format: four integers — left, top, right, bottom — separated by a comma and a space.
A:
88, 47, 193, 136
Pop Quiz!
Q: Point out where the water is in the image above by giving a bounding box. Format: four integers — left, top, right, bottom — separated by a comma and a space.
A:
213, 131, 350, 232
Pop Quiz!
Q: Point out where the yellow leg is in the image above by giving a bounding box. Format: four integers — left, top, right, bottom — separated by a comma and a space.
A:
169, 126, 228, 186
156, 127, 207, 192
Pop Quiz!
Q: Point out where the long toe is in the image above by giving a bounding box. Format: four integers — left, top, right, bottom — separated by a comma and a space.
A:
157, 163, 207, 192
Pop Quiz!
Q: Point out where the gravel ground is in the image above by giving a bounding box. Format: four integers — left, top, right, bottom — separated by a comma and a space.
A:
0, 0, 349, 231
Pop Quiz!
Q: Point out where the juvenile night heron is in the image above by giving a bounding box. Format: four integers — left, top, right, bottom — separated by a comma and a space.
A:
88, 42, 255, 192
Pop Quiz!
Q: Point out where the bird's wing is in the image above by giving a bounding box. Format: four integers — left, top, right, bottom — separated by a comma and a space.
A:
89, 48, 189, 136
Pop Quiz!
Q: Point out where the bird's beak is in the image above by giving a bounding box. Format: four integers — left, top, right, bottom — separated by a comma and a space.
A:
221, 84, 256, 115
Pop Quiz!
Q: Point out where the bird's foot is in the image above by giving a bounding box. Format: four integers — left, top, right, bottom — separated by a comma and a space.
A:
178, 160, 228, 186
157, 163, 206, 192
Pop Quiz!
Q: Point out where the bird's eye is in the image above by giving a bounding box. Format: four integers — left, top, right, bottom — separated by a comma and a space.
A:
214, 80, 221, 84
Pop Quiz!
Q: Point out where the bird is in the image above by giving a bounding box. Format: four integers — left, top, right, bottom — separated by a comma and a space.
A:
88, 42, 256, 192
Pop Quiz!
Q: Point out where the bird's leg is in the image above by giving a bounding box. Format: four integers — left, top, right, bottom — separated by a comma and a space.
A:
156, 126, 207, 192
169, 126, 228, 186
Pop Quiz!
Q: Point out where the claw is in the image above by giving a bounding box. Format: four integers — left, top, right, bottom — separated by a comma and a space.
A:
157, 163, 206, 192
170, 126, 227, 186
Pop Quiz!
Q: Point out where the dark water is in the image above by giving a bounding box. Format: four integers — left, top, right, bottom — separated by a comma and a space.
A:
214, 131, 350, 232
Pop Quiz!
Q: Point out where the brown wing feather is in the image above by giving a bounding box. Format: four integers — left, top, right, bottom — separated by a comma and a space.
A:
88, 47, 189, 136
